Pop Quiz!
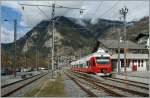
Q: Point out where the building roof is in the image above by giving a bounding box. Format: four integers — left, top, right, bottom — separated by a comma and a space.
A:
98, 39, 146, 49
111, 53, 149, 59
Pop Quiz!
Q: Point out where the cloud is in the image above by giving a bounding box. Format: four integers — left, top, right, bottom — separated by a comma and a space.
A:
1, 25, 29, 43
18, 1, 85, 27
1, 26, 14, 43
1, 1, 149, 43
2, 1, 149, 26
1, 1, 22, 12
19, 20, 28, 27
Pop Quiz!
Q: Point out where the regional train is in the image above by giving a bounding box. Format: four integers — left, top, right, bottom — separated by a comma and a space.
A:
70, 48, 112, 76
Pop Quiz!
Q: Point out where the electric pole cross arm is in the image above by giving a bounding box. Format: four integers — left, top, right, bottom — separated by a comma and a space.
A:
19, 3, 85, 10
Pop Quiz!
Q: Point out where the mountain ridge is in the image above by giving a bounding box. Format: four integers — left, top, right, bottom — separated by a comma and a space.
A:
1, 16, 149, 68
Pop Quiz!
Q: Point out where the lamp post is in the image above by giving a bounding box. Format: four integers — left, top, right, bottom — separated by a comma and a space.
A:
4, 19, 17, 77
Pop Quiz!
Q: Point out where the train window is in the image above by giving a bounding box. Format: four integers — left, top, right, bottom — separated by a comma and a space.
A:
87, 61, 89, 66
80, 64, 83, 68
96, 57, 109, 64
89, 61, 91, 66
83, 63, 86, 68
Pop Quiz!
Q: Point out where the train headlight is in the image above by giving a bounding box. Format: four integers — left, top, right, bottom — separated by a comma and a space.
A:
102, 69, 106, 73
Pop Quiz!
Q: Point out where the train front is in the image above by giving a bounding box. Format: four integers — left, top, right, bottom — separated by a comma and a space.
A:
94, 55, 112, 76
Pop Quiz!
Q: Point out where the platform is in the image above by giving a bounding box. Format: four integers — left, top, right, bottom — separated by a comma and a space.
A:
112, 71, 149, 84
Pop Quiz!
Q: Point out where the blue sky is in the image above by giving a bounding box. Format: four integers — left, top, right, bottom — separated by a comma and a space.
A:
1, 5, 30, 43
1, 1, 149, 43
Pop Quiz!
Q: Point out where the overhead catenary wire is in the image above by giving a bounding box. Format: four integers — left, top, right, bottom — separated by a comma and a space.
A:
99, 1, 120, 19
125, 2, 148, 21
89, 1, 120, 24
18, 1, 74, 43
92, 1, 104, 19
19, 2, 84, 27
37, 6, 50, 19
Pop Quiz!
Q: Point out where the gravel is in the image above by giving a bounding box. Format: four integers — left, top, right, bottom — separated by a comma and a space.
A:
64, 75, 88, 97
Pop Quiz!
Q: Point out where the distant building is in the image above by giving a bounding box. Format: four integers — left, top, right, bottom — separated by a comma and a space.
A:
98, 39, 148, 54
96, 39, 149, 72
136, 33, 149, 48
111, 54, 149, 72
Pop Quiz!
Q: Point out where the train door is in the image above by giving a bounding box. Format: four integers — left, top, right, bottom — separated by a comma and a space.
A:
132, 60, 137, 71
90, 57, 96, 66
91, 57, 97, 73
89, 57, 94, 73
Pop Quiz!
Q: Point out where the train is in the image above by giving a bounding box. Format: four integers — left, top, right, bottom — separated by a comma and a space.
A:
70, 48, 112, 76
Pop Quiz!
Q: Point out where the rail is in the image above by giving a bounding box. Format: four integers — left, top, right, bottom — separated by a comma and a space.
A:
1, 73, 48, 97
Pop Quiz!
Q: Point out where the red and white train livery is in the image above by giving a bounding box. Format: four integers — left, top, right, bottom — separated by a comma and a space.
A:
70, 49, 112, 76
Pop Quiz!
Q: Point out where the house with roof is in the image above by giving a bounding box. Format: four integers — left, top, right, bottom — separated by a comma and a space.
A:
136, 33, 149, 47
96, 39, 149, 72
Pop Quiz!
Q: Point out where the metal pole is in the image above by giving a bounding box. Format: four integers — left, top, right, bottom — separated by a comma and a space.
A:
51, 3, 55, 78
25, 40, 28, 68
25, 53, 27, 67
36, 46, 38, 71
48, 54, 50, 72
120, 7, 128, 72
14, 19, 17, 77
38, 49, 39, 71
58, 56, 59, 70
117, 29, 120, 73
124, 14, 127, 72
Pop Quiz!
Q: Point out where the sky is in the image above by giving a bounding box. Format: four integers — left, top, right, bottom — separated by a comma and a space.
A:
1, 1, 149, 43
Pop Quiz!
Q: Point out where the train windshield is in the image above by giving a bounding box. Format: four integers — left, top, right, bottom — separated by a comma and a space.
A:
96, 57, 110, 64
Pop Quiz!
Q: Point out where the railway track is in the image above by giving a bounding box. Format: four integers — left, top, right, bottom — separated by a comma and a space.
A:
66, 72, 126, 97
105, 77, 149, 90
70, 71, 149, 97
114, 73, 149, 79
2, 73, 39, 88
66, 74, 98, 97
1, 73, 48, 97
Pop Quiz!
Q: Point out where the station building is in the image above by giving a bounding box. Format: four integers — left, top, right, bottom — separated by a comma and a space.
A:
96, 39, 149, 72
111, 54, 149, 72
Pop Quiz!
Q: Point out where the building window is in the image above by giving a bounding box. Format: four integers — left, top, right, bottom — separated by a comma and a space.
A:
120, 50, 124, 53
141, 60, 143, 67
138, 60, 140, 67
121, 60, 124, 67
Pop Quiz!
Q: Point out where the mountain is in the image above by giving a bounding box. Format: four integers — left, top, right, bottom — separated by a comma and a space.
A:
1, 16, 149, 68
1, 16, 97, 68
97, 16, 149, 42
127, 16, 149, 42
